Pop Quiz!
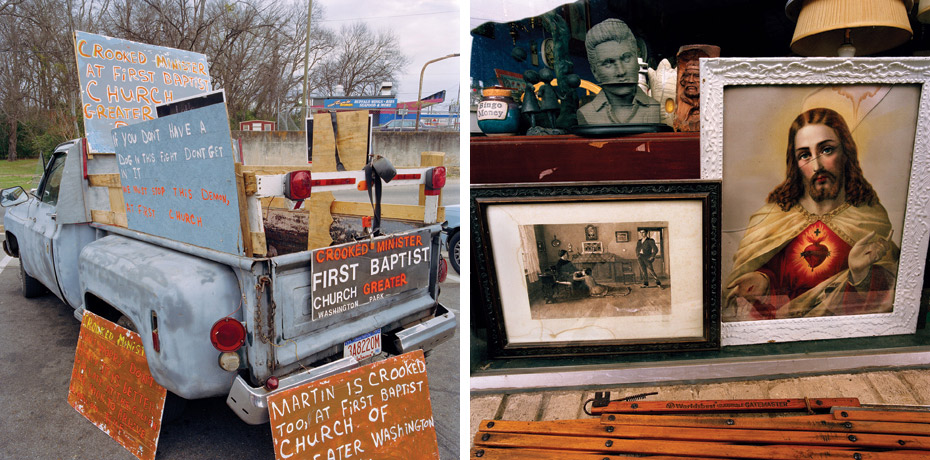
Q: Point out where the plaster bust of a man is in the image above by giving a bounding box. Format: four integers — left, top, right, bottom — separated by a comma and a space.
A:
577, 19, 660, 125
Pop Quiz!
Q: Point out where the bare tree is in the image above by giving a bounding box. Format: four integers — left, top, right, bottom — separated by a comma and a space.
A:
311, 22, 408, 97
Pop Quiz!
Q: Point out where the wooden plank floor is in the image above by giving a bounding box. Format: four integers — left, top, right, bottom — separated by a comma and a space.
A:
470, 368, 930, 443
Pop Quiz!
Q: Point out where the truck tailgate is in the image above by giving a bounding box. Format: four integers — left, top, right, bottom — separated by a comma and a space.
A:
268, 227, 441, 368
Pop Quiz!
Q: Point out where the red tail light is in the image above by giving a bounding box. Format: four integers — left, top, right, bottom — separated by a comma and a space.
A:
210, 318, 246, 352
265, 376, 279, 391
438, 257, 448, 283
425, 167, 446, 196
285, 170, 312, 200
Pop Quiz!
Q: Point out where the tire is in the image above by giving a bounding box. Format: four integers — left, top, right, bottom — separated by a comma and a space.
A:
19, 259, 46, 298
118, 314, 187, 423
448, 231, 460, 274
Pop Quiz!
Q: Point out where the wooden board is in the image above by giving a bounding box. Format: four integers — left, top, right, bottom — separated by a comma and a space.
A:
332, 201, 445, 223
473, 431, 919, 460
478, 418, 930, 450
418, 152, 444, 206
68, 311, 167, 460
75, 31, 210, 153
267, 350, 439, 460
311, 115, 337, 172
593, 397, 861, 415
470, 447, 728, 460
112, 103, 244, 255
600, 413, 930, 436
307, 192, 335, 250
335, 110, 370, 171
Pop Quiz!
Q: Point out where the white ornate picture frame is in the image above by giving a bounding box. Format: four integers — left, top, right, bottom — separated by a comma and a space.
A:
701, 57, 930, 346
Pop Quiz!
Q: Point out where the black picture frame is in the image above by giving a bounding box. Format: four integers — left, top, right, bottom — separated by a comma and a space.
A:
471, 180, 721, 358
616, 231, 629, 243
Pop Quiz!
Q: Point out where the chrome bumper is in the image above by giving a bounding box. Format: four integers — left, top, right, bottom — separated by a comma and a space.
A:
227, 357, 359, 425
392, 303, 456, 354
227, 303, 456, 425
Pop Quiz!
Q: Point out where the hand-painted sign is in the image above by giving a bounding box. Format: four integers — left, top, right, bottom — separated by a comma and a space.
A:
68, 311, 167, 460
74, 31, 211, 153
324, 98, 397, 109
112, 103, 243, 255
267, 350, 439, 460
310, 228, 431, 321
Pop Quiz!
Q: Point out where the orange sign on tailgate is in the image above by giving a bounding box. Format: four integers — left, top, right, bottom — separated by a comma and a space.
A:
268, 350, 439, 460
68, 311, 167, 460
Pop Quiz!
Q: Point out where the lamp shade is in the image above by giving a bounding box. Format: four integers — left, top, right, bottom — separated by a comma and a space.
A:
787, 0, 913, 56
919, 0, 930, 23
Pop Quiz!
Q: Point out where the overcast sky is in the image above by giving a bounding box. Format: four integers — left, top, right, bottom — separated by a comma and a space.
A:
316, 0, 460, 111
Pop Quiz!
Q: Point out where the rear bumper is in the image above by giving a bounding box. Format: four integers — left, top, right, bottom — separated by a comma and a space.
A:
227, 357, 359, 425
227, 303, 456, 424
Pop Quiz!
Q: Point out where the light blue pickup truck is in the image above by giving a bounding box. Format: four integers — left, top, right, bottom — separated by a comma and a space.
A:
1, 138, 456, 424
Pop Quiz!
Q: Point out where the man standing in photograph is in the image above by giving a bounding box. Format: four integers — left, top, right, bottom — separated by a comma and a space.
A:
637, 229, 660, 287
724, 108, 897, 321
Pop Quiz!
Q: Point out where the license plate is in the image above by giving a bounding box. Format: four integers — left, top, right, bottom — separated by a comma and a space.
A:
344, 329, 382, 361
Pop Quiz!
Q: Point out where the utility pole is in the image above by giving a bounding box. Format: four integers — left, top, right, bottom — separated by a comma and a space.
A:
302, 0, 314, 126
415, 53, 459, 131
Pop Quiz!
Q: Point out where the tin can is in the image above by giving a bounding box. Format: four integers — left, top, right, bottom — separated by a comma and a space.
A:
477, 87, 519, 136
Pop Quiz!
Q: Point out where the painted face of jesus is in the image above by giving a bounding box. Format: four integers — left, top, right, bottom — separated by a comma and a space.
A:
794, 123, 845, 202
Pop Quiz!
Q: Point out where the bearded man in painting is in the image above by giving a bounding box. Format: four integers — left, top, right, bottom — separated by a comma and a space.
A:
724, 108, 897, 321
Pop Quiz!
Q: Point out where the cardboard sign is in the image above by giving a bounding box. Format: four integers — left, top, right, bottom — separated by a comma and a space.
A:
310, 228, 431, 321
268, 350, 439, 460
68, 311, 167, 460
74, 31, 211, 153
112, 103, 243, 255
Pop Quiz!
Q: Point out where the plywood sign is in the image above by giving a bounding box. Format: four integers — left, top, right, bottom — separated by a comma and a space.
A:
310, 228, 431, 322
268, 350, 439, 460
112, 103, 244, 255
68, 311, 167, 460
74, 31, 211, 153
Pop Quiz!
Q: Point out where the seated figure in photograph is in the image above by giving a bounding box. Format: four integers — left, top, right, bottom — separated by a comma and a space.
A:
555, 250, 606, 297
724, 108, 898, 321
576, 18, 660, 125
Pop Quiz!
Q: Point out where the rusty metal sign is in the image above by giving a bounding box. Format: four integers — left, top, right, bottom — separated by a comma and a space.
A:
268, 350, 439, 460
309, 228, 431, 321
68, 311, 167, 460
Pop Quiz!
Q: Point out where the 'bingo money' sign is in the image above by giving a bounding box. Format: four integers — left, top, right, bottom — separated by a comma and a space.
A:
310, 229, 431, 321
74, 31, 211, 153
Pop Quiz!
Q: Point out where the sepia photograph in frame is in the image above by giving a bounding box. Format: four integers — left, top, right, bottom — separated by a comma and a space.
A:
471, 181, 721, 358
700, 57, 930, 346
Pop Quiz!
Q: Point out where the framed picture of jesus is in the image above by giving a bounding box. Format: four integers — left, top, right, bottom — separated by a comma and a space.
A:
701, 57, 930, 346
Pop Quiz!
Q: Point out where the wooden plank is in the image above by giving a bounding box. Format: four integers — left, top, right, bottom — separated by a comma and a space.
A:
234, 163, 254, 257
600, 413, 930, 436
335, 110, 369, 171
473, 431, 918, 460
312, 115, 337, 172
834, 409, 930, 424
243, 172, 257, 196
87, 173, 121, 188
307, 192, 334, 250
250, 232, 267, 257
331, 201, 445, 222
594, 398, 861, 415
91, 210, 127, 227
418, 151, 444, 206
241, 165, 311, 175
470, 447, 720, 460
478, 419, 930, 450
107, 187, 126, 227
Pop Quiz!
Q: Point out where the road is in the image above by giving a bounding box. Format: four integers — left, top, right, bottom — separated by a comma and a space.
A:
0, 182, 461, 459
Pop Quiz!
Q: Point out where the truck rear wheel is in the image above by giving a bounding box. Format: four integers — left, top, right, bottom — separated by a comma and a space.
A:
20, 260, 46, 298
449, 231, 460, 274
